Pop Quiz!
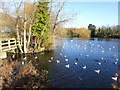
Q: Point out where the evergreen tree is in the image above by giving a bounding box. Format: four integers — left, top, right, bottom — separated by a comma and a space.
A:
32, 1, 51, 50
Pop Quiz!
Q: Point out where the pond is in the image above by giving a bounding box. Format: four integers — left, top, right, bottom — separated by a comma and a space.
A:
8, 38, 120, 88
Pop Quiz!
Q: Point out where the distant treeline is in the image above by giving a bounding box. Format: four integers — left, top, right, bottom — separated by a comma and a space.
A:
55, 28, 91, 38
88, 24, 120, 38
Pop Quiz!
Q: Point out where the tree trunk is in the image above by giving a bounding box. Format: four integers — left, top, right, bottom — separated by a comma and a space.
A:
27, 24, 32, 48
23, 21, 27, 53
16, 19, 23, 53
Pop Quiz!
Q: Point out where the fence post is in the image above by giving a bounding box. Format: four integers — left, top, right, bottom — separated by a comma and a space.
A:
8, 39, 10, 50
0, 40, 1, 51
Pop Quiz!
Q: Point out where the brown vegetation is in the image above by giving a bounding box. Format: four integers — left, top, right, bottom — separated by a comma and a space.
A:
0, 59, 50, 89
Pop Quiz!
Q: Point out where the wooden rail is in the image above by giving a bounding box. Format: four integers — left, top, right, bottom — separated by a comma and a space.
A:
0, 38, 18, 52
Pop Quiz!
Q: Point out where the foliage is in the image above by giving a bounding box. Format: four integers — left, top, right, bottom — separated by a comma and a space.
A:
88, 24, 96, 37
32, 1, 52, 50
57, 28, 90, 38
95, 25, 120, 38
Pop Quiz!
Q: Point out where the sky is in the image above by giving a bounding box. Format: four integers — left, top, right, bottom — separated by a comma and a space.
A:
63, 2, 118, 29
0, 0, 119, 29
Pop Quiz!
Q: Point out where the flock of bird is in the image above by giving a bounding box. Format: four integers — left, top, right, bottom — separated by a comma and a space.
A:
48, 39, 119, 81
18, 39, 119, 83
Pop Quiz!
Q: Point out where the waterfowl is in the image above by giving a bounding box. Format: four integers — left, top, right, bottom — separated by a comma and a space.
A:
71, 40, 73, 42
95, 69, 100, 74
65, 64, 70, 68
64, 55, 67, 58
35, 56, 38, 59
59, 53, 62, 55
82, 66, 87, 69
51, 57, 53, 60
65, 59, 68, 61
104, 60, 109, 63
98, 62, 101, 65
22, 61, 25, 65
115, 73, 118, 77
112, 55, 116, 58
113, 46, 115, 48
74, 62, 77, 65
56, 60, 60, 63
112, 76, 117, 81
23, 57, 27, 60
95, 59, 100, 62
48, 60, 52, 63
116, 59, 118, 61
86, 55, 89, 57
113, 62, 117, 65
102, 50, 104, 53
91, 50, 93, 52
80, 54, 82, 56
101, 57, 104, 60
76, 58, 80, 61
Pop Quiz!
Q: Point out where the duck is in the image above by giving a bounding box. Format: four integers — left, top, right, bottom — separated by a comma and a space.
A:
101, 57, 104, 60
95, 59, 100, 62
65, 64, 70, 68
82, 66, 87, 69
112, 76, 117, 81
76, 58, 80, 61
95, 69, 100, 74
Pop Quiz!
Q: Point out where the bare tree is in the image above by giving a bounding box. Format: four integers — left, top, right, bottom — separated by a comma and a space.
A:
49, 0, 74, 37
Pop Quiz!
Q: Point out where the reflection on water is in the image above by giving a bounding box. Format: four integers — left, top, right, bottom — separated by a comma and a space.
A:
7, 38, 120, 88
